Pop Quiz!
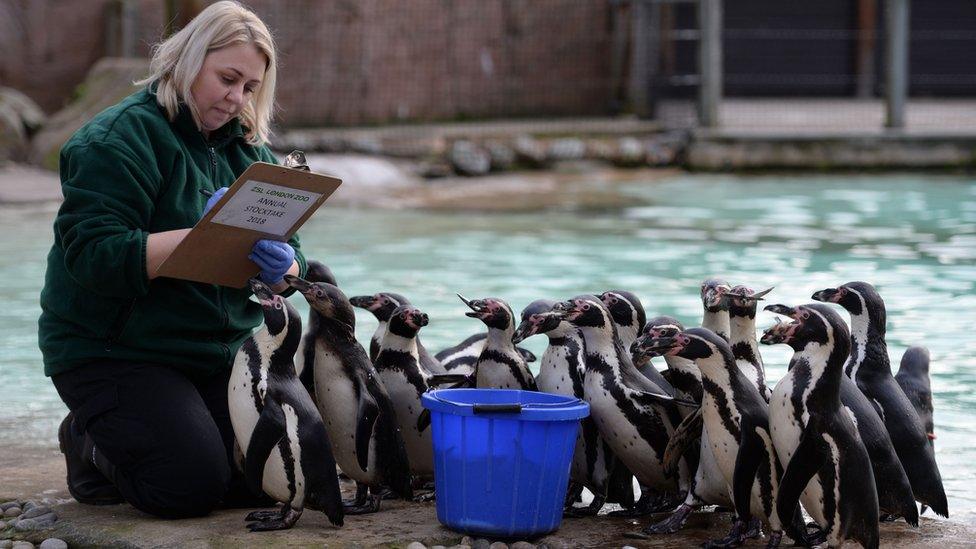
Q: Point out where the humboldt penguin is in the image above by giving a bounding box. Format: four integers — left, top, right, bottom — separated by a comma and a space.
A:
760, 303, 881, 549
599, 290, 674, 395
552, 295, 692, 518
813, 282, 948, 517
896, 346, 936, 449
762, 303, 918, 527
434, 332, 537, 373
294, 259, 338, 399
349, 292, 449, 375
728, 285, 773, 402
228, 278, 344, 531
285, 276, 414, 513
513, 299, 633, 516
642, 327, 807, 548
459, 295, 538, 391
700, 278, 734, 342
373, 304, 456, 479
634, 318, 734, 536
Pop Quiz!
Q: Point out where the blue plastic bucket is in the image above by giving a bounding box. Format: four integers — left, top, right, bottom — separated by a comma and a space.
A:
421, 388, 589, 539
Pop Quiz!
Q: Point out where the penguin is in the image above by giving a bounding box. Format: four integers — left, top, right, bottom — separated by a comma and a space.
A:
728, 285, 773, 402
348, 292, 450, 375
285, 276, 414, 513
759, 303, 881, 549
434, 332, 537, 373
896, 346, 936, 449
228, 278, 344, 531
633, 319, 735, 536
813, 282, 949, 517
459, 295, 538, 391
762, 304, 918, 527
513, 299, 633, 516
294, 259, 338, 399
372, 304, 442, 479
599, 290, 674, 395
701, 278, 734, 342
642, 327, 808, 548
552, 295, 693, 518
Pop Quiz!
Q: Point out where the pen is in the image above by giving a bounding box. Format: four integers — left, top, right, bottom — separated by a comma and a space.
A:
200, 189, 214, 197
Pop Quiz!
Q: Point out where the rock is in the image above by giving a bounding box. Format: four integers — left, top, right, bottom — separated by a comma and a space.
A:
612, 137, 645, 167
406, 542, 427, 549
417, 160, 453, 179
513, 136, 548, 168
21, 506, 51, 519
431, 546, 446, 549
448, 545, 471, 549
644, 139, 677, 165
39, 541, 67, 549
2, 508, 19, 518
20, 502, 36, 513
0, 520, 5, 530
471, 539, 491, 549
14, 512, 56, 531
460, 538, 474, 546
511, 543, 535, 549
547, 138, 586, 161
0, 503, 19, 512
11, 542, 33, 549
448, 140, 490, 176
29, 57, 150, 171
0, 86, 45, 164
0, 541, 11, 549
484, 140, 515, 171
488, 543, 509, 549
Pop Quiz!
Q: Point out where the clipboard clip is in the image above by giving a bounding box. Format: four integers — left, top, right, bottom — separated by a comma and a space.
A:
283, 150, 310, 172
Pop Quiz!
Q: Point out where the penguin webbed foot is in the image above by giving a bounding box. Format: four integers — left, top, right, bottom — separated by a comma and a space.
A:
245, 504, 302, 531
879, 513, 898, 523
797, 522, 826, 547
413, 490, 436, 502
563, 495, 605, 518
342, 494, 381, 515
764, 531, 783, 549
702, 517, 756, 548
608, 490, 677, 517
642, 503, 694, 534
564, 482, 584, 507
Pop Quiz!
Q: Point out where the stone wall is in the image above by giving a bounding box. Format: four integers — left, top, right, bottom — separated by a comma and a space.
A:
0, 0, 616, 127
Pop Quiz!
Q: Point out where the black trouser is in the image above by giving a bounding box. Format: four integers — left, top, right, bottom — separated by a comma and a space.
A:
52, 360, 267, 518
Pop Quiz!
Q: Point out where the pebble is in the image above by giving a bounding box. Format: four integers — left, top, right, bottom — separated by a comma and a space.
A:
514, 136, 548, 168
39, 540, 68, 549
21, 507, 51, 520
484, 140, 515, 171
14, 512, 57, 532
431, 546, 446, 549
488, 543, 508, 549
0, 541, 11, 549
20, 502, 35, 513
511, 543, 535, 549
448, 545, 471, 549
449, 140, 491, 176
547, 138, 586, 161
471, 540, 491, 549
0, 503, 19, 512
460, 537, 474, 546
11, 542, 33, 549
2, 509, 19, 519
0, 520, 5, 530
406, 543, 427, 549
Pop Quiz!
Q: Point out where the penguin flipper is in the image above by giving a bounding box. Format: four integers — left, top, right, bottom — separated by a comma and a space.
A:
731, 425, 764, 523
417, 408, 431, 433
355, 389, 380, 473
776, 427, 826, 529
372, 389, 414, 500
664, 408, 703, 477
605, 454, 636, 508
516, 346, 537, 363
245, 400, 287, 498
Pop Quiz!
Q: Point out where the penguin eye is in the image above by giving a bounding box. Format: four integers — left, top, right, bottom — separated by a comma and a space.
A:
274, 301, 283, 310
800, 311, 811, 320
582, 303, 591, 311
314, 289, 325, 298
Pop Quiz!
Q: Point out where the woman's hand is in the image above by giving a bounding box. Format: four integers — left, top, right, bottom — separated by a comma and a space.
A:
249, 240, 296, 286
202, 187, 228, 217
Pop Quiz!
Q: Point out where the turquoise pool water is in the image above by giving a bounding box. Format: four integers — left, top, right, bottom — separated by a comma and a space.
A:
1, 173, 973, 521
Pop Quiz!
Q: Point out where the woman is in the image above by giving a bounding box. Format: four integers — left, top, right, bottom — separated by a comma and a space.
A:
38, 1, 303, 518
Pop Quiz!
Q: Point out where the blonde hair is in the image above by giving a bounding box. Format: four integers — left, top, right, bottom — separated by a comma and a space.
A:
136, 1, 276, 145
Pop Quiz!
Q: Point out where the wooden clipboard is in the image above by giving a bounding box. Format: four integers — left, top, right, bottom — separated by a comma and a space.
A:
155, 162, 342, 288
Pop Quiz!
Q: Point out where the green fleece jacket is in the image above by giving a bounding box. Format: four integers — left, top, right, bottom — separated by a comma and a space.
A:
38, 85, 307, 378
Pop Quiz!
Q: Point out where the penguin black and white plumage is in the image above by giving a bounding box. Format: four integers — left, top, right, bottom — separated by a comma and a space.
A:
553, 295, 692, 517
634, 319, 733, 536
228, 279, 344, 531
728, 285, 773, 402
372, 304, 441, 479
434, 331, 537, 374
294, 260, 339, 399
643, 327, 806, 548
896, 346, 935, 449
763, 304, 918, 527
600, 290, 674, 395
701, 278, 734, 342
348, 292, 449, 375
459, 295, 538, 391
285, 276, 413, 514
513, 299, 632, 516
813, 282, 948, 517
760, 303, 881, 549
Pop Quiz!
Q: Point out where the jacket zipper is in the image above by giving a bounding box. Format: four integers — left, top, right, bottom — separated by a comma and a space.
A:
208, 142, 230, 364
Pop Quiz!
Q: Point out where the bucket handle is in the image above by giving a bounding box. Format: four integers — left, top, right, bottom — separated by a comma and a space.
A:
429, 392, 584, 412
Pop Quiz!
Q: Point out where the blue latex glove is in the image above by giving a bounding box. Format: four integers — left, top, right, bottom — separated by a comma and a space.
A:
202, 187, 228, 218
249, 240, 296, 285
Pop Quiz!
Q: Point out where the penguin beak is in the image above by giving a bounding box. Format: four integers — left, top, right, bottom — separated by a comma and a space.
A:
812, 287, 841, 303
703, 285, 730, 308
249, 277, 275, 305
283, 274, 311, 294
760, 304, 800, 345
349, 295, 377, 309
635, 335, 677, 357
459, 294, 490, 319
512, 319, 533, 344
729, 286, 774, 301
763, 303, 797, 317
405, 309, 429, 329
